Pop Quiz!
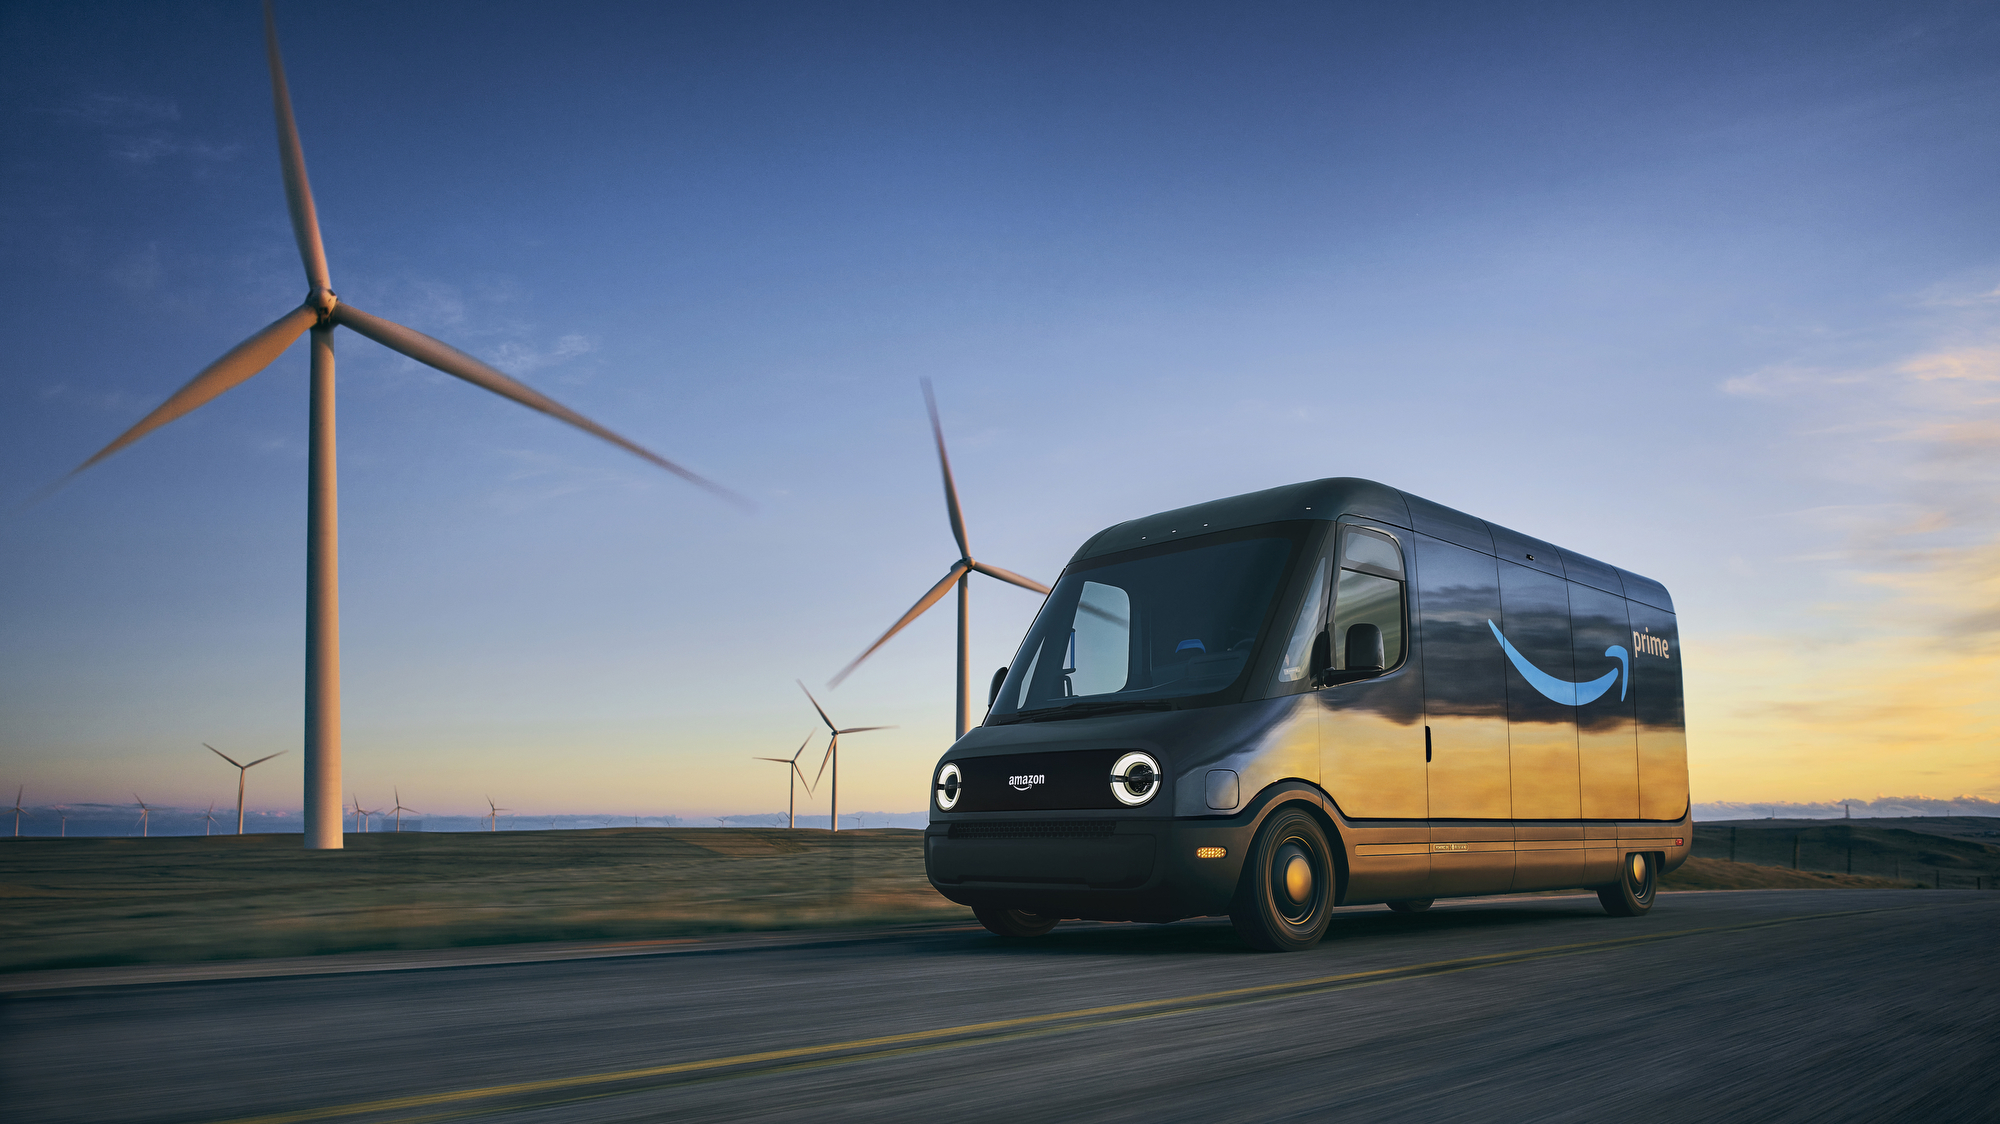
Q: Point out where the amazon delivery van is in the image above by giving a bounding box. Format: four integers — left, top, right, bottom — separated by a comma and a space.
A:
923, 478, 1690, 951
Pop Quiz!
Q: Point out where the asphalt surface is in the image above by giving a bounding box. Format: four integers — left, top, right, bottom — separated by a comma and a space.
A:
5, 890, 1997, 1124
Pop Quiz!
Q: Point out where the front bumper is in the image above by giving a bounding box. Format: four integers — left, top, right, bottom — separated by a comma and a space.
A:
924, 809, 1261, 923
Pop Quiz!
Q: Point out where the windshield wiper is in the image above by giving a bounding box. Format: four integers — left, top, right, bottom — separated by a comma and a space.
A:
994, 698, 1175, 724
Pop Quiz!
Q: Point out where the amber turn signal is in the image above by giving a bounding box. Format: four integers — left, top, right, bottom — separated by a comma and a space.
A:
1195, 846, 1226, 859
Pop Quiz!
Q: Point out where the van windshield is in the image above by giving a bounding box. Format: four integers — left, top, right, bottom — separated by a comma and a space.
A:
987, 531, 1299, 723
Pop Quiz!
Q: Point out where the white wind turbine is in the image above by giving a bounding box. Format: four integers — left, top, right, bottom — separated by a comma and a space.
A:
134, 795, 153, 838
830, 380, 1049, 737
486, 797, 509, 832
385, 788, 418, 832
51, 2, 743, 853
350, 794, 381, 834
9, 787, 28, 838
200, 802, 222, 837
207, 744, 285, 836
798, 682, 892, 833
753, 730, 820, 829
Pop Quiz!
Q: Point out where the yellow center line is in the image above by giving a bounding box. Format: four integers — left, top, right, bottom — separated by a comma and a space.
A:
208, 905, 1906, 1124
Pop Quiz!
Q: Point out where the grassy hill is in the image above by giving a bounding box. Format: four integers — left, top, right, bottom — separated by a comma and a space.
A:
0, 828, 964, 973
5, 820, 1994, 974
1691, 818, 2000, 888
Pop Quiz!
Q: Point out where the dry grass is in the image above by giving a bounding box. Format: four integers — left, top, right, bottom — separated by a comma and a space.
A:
1660, 856, 1918, 891
0, 828, 968, 973
7, 822, 1982, 973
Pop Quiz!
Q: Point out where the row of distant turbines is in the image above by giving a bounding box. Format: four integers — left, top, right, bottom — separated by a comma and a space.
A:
44, 4, 1050, 848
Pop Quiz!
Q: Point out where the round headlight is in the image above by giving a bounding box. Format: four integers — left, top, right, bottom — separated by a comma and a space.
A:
935, 761, 962, 811
1110, 751, 1161, 807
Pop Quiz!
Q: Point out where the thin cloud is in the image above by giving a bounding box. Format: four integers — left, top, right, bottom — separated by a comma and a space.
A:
1692, 281, 2000, 801
55, 92, 180, 127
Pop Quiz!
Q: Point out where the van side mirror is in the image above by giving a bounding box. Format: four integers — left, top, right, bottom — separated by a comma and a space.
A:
988, 666, 1009, 707
1345, 624, 1386, 672
1308, 631, 1332, 681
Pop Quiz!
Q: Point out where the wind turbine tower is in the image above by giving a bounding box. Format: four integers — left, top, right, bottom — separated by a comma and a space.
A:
798, 682, 892, 832
207, 745, 285, 835
753, 731, 819, 829
831, 380, 1049, 738
134, 796, 152, 838
9, 787, 28, 838
200, 802, 221, 837
486, 798, 509, 832
52, 3, 741, 852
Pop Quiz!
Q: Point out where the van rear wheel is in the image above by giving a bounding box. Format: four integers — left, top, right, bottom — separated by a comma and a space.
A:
1597, 852, 1657, 917
1230, 807, 1336, 952
974, 907, 1060, 937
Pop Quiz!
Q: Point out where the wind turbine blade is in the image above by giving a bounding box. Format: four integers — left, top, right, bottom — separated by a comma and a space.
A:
752, 757, 793, 763
242, 751, 287, 768
792, 731, 815, 762
204, 744, 248, 769
262, 2, 330, 291
329, 303, 749, 509
810, 740, 833, 791
836, 725, 896, 734
969, 561, 1051, 596
63, 305, 317, 480
827, 560, 972, 687
921, 378, 970, 560
796, 680, 838, 733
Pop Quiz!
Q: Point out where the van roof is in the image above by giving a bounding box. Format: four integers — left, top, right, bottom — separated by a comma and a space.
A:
1070, 476, 1672, 612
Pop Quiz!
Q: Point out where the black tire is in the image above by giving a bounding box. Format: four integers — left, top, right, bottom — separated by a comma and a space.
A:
1230, 807, 1337, 952
1597, 851, 1657, 917
1386, 899, 1434, 914
974, 907, 1060, 937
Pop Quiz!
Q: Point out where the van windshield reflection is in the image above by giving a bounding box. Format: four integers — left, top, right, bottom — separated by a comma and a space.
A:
988, 535, 1296, 722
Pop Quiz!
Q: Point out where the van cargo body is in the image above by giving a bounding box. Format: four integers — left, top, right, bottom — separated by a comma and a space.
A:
924, 478, 1690, 948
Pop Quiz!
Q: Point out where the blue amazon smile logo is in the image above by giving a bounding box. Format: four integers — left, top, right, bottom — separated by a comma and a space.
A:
1487, 620, 1629, 706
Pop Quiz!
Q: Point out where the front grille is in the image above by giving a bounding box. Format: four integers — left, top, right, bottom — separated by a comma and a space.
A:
948, 819, 1117, 840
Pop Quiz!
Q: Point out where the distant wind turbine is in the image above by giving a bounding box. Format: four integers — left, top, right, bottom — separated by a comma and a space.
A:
385, 789, 418, 832
830, 380, 1049, 738
207, 745, 286, 836
9, 786, 28, 838
49, 3, 744, 853
200, 802, 221, 837
798, 682, 893, 833
753, 731, 819, 829
350, 794, 380, 834
134, 795, 153, 838
486, 797, 509, 832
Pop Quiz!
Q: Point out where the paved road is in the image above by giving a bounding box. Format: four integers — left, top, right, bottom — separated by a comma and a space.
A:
5, 890, 1997, 1123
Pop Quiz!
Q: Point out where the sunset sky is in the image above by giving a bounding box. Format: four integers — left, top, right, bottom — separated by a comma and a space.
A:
2, 0, 1995, 824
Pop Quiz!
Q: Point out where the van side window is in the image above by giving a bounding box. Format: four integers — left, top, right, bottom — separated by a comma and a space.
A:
1334, 528, 1406, 670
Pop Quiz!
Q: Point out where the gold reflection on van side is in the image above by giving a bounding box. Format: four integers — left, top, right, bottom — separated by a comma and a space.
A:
1579, 721, 1639, 820
1321, 709, 1424, 818
1424, 714, 1511, 819
1508, 719, 1580, 820
1637, 725, 1689, 820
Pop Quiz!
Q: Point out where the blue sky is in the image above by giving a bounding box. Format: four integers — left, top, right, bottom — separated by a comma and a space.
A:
2, 0, 1996, 823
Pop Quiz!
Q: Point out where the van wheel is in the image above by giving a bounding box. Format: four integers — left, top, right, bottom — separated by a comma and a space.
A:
974, 907, 1059, 937
1597, 852, 1657, 917
1230, 807, 1336, 952
1386, 899, 1434, 913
